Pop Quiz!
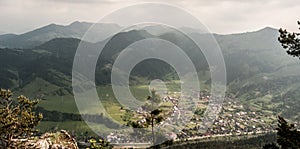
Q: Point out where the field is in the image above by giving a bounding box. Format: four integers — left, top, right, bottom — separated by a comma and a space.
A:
20, 79, 184, 133
13, 71, 213, 134
37, 121, 115, 136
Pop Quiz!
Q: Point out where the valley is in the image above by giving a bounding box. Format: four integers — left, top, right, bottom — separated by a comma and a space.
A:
1, 21, 300, 148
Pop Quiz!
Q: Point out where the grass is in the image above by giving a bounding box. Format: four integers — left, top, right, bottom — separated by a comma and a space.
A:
37, 121, 115, 136
16, 78, 60, 98
17, 77, 211, 133
27, 82, 180, 133
39, 95, 79, 113
104, 102, 125, 123
35, 82, 182, 112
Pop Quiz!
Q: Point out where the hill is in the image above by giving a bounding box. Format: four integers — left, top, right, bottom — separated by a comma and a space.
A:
0, 21, 122, 48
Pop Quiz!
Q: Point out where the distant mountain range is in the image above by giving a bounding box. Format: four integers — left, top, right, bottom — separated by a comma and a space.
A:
0, 22, 300, 120
0, 21, 122, 48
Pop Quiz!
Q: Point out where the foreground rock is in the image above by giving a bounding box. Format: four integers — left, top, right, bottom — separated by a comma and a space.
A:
13, 130, 78, 149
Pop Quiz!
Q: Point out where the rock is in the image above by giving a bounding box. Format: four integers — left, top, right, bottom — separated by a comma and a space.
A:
35, 139, 50, 149
13, 130, 79, 149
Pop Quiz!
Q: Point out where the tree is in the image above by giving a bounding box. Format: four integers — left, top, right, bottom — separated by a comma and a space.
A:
262, 143, 279, 149
276, 116, 300, 148
262, 21, 300, 149
122, 89, 164, 144
0, 88, 43, 148
263, 116, 300, 149
278, 21, 300, 58
86, 138, 111, 149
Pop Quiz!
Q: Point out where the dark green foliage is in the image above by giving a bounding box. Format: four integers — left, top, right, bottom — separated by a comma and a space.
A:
276, 116, 300, 148
194, 108, 206, 116
34, 106, 82, 121
86, 138, 112, 149
35, 107, 120, 129
278, 21, 300, 58
121, 109, 134, 126
263, 116, 300, 149
0, 89, 43, 148
152, 133, 276, 149
0, 48, 38, 88
263, 143, 279, 149
150, 109, 162, 115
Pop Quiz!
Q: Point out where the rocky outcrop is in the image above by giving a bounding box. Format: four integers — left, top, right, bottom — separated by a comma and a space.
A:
13, 130, 78, 149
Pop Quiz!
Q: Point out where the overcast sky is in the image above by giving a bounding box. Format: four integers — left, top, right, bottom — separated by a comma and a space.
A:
0, 0, 299, 34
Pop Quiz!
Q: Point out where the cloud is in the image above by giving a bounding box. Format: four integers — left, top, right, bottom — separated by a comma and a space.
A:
0, 0, 299, 34
48, 0, 99, 3
46, 0, 137, 5
178, 0, 300, 33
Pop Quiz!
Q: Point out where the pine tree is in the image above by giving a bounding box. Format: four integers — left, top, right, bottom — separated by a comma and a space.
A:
278, 21, 300, 58
276, 116, 300, 148
122, 89, 164, 144
262, 143, 279, 149
0, 89, 43, 148
263, 116, 300, 149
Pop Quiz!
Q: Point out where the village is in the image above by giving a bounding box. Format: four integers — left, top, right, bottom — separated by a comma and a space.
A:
106, 90, 278, 144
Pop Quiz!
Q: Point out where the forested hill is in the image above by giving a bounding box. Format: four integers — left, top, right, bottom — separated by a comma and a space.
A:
0, 21, 122, 48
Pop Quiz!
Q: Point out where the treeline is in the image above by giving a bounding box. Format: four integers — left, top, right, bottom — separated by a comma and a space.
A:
152, 133, 276, 149
35, 107, 120, 129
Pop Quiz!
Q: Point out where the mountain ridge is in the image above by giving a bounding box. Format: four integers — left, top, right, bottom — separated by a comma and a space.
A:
0, 21, 280, 49
0, 21, 122, 48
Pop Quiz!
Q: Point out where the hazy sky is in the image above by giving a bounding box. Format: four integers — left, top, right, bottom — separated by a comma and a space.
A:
0, 0, 299, 34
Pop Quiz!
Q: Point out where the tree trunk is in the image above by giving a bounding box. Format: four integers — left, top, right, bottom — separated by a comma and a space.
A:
151, 116, 155, 144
